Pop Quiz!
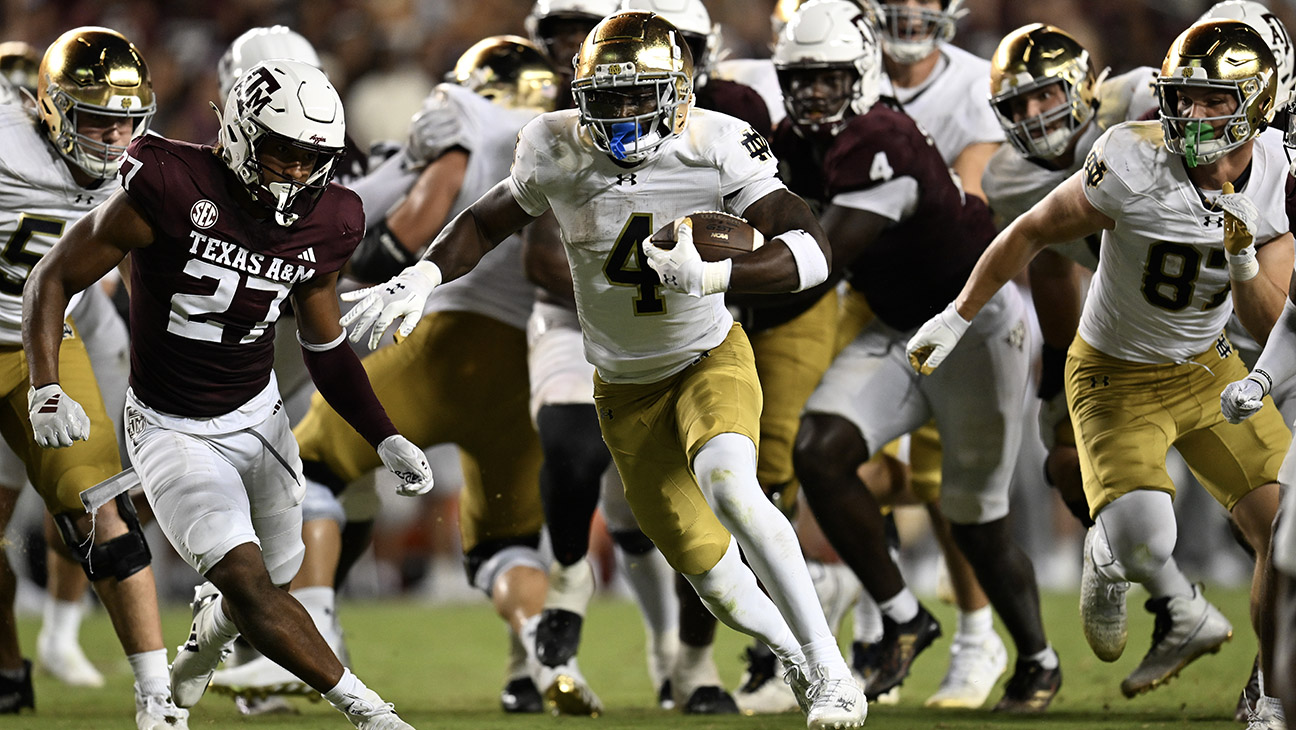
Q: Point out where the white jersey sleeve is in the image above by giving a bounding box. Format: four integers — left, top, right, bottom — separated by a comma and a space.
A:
1094, 67, 1159, 131
508, 118, 553, 218
706, 117, 786, 215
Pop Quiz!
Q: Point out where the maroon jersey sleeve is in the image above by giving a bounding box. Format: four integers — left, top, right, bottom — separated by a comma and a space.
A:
696, 78, 773, 140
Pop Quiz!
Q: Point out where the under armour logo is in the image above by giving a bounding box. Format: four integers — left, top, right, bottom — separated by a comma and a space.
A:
741, 129, 772, 161
616, 173, 637, 186
1215, 333, 1232, 359
74, 194, 94, 205
1090, 375, 1110, 388
662, 273, 678, 287
1202, 214, 1225, 228
238, 66, 282, 116
384, 282, 407, 295
599, 407, 614, 421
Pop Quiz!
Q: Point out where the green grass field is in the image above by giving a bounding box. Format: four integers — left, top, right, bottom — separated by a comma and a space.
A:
6, 587, 1261, 729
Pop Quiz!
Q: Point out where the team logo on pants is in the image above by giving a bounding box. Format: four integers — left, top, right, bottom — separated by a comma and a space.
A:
125, 406, 145, 445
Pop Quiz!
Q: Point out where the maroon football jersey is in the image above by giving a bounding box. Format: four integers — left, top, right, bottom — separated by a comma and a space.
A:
773, 102, 998, 331
120, 135, 363, 417
697, 77, 773, 141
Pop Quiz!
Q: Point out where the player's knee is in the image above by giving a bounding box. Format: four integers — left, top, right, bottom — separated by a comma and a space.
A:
793, 414, 869, 492
611, 529, 656, 556
465, 538, 545, 598
53, 493, 152, 583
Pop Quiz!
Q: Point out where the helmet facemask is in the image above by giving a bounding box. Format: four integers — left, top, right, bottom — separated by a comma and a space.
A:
992, 76, 1095, 160
1158, 78, 1261, 167
47, 98, 154, 179
778, 66, 858, 135
871, 0, 966, 64
576, 76, 686, 162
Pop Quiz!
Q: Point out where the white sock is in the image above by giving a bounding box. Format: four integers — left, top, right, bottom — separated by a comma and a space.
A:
682, 537, 804, 671
674, 642, 722, 689
506, 629, 529, 680
694, 433, 834, 651
854, 592, 884, 644
1025, 645, 1059, 670
546, 558, 595, 615
291, 586, 337, 632
520, 614, 542, 668
955, 605, 994, 639
210, 597, 240, 643
324, 667, 362, 706
128, 649, 170, 697
41, 599, 84, 645
879, 589, 919, 624
617, 545, 678, 638
1141, 559, 1194, 600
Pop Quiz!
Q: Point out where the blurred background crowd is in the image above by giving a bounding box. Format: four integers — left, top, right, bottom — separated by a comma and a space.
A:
2, 0, 1292, 607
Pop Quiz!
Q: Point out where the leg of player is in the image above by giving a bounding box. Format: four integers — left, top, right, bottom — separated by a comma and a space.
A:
795, 414, 940, 700
0, 486, 32, 715
40, 515, 105, 688
672, 573, 738, 713
1230, 482, 1285, 719
533, 404, 609, 670
1274, 567, 1296, 722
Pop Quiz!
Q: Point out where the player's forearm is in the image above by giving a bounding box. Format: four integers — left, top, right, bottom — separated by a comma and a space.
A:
954, 223, 1046, 321
300, 334, 398, 448
22, 260, 73, 387
1232, 273, 1289, 345
1250, 295, 1296, 391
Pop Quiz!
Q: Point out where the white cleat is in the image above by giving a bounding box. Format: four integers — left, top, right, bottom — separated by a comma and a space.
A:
1080, 528, 1129, 662
536, 659, 602, 717
1121, 584, 1232, 697
335, 686, 414, 729
235, 695, 298, 715
1246, 695, 1288, 730
135, 685, 189, 730
735, 648, 799, 714
924, 631, 1008, 708
210, 654, 311, 698
804, 668, 867, 729
169, 583, 233, 708
37, 634, 104, 688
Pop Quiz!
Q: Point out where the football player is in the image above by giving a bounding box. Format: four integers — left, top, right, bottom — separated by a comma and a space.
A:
776, 1, 1059, 711
0, 27, 186, 728
344, 11, 867, 729
911, 18, 1291, 725
983, 22, 1249, 700
23, 58, 432, 729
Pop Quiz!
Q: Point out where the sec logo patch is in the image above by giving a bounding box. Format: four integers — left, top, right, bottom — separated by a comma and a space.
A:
190, 200, 219, 229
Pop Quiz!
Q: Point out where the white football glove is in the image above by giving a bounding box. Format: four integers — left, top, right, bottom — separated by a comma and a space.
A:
28, 384, 90, 448
1218, 181, 1259, 255
377, 435, 435, 496
1037, 390, 1070, 452
641, 222, 731, 297
403, 91, 463, 170
1220, 374, 1269, 424
905, 302, 971, 375
341, 260, 442, 350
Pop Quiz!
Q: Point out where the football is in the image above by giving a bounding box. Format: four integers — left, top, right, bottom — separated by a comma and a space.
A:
649, 211, 764, 262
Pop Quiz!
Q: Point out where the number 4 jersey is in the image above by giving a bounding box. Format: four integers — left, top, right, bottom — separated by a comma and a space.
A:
121, 135, 362, 417
1079, 120, 1288, 364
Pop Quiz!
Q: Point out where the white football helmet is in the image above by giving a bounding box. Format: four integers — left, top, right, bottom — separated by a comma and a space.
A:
526, 0, 621, 67
216, 59, 345, 227
1197, 1, 1294, 110
218, 26, 322, 104
773, 0, 882, 134
869, 0, 967, 64
619, 0, 718, 77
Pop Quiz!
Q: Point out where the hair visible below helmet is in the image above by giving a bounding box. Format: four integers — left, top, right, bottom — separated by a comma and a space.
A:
36, 27, 155, 180
773, 0, 882, 134
526, 0, 622, 65
989, 24, 1099, 160
1157, 19, 1275, 168
0, 41, 40, 96
870, 0, 966, 64
216, 59, 345, 227
218, 26, 322, 105
572, 11, 693, 163
1198, 1, 1294, 110
450, 36, 559, 112
619, 0, 717, 77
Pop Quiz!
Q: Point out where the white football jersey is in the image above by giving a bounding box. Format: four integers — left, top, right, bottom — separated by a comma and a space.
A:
711, 58, 784, 126
0, 104, 103, 345
1078, 121, 1289, 364
982, 67, 1159, 271
881, 43, 1005, 166
419, 83, 535, 330
509, 108, 785, 383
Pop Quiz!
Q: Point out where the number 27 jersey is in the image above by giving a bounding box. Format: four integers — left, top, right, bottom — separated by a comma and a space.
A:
1079, 121, 1289, 363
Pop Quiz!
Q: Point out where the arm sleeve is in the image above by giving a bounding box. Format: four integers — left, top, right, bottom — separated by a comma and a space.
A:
300, 333, 398, 448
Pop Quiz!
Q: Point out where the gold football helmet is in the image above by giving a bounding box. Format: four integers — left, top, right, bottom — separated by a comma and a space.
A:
1157, 19, 1275, 167
37, 27, 155, 179
572, 11, 692, 163
989, 24, 1099, 160
0, 41, 40, 96
450, 35, 559, 112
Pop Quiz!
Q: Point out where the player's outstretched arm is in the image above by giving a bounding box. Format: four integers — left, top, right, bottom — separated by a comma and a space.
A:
907, 173, 1113, 374
24, 190, 152, 389
294, 273, 433, 495
342, 179, 537, 348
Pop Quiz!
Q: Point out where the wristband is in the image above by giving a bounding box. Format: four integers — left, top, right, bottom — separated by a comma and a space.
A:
776, 229, 829, 292
411, 260, 444, 288
1227, 246, 1259, 282
701, 259, 732, 295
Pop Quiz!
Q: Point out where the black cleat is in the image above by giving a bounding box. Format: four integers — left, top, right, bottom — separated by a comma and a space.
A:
682, 685, 739, 714
0, 659, 33, 714
993, 659, 1061, 713
535, 608, 583, 668
1234, 655, 1260, 722
500, 676, 543, 713
861, 605, 941, 700
657, 679, 674, 710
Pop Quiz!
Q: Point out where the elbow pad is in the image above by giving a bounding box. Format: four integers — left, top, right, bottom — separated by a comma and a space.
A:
350, 220, 417, 283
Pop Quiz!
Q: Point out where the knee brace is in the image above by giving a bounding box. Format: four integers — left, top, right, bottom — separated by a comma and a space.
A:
465, 537, 544, 597
54, 493, 152, 583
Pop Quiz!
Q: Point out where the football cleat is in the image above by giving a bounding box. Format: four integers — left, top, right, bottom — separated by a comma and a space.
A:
804, 668, 868, 729
169, 582, 234, 708
1245, 695, 1288, 730
209, 654, 311, 699
924, 630, 1008, 708
0, 659, 34, 714
235, 695, 298, 716
135, 684, 189, 730
681, 685, 739, 714
735, 645, 799, 715
1236, 656, 1261, 723
1081, 528, 1129, 661
37, 629, 105, 687
860, 605, 942, 700
1120, 585, 1232, 697
333, 686, 413, 730
500, 676, 543, 714
537, 660, 602, 717
992, 658, 1061, 713
656, 679, 674, 710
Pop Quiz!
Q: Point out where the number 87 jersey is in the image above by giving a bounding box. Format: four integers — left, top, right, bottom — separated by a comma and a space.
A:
120, 134, 361, 418
508, 108, 785, 385
1077, 120, 1289, 364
